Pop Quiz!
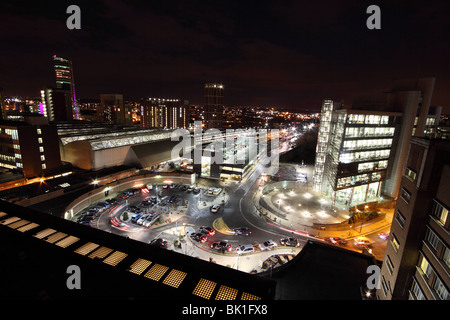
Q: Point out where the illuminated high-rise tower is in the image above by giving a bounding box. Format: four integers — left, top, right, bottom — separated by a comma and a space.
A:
52, 55, 79, 120
203, 83, 224, 129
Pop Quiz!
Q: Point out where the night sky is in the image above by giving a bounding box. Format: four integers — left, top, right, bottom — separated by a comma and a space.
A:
1, 0, 449, 112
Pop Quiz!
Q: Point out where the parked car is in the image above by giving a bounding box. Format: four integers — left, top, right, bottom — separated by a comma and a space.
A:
149, 238, 168, 248
191, 233, 207, 243
131, 213, 143, 223
162, 184, 168, 189
199, 226, 215, 236
77, 214, 94, 223
118, 192, 130, 199
193, 187, 201, 194
234, 227, 251, 236
89, 205, 103, 213
236, 244, 255, 255
143, 215, 158, 228
137, 214, 149, 225
211, 241, 232, 252
128, 205, 139, 213
130, 188, 141, 195
210, 205, 220, 213
259, 240, 277, 251
141, 200, 151, 207
97, 201, 111, 209
280, 237, 300, 247
105, 198, 117, 205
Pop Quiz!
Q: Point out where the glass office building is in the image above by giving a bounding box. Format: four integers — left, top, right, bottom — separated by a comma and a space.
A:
313, 100, 399, 206
313, 78, 442, 207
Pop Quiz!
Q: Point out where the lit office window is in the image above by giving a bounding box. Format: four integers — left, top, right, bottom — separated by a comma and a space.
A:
38, 137, 43, 144
42, 163, 46, 169
40, 155, 45, 161
431, 201, 448, 226
39, 146, 44, 153
418, 254, 433, 278
405, 167, 417, 182
390, 234, 400, 252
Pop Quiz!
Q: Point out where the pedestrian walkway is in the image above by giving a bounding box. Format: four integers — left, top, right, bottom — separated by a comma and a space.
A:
197, 189, 229, 210
251, 172, 394, 242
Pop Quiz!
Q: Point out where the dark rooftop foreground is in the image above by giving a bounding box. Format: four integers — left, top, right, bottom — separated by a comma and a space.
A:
0, 200, 275, 300
262, 239, 378, 300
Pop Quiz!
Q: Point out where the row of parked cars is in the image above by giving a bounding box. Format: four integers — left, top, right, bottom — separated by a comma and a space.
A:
118, 188, 141, 200
237, 237, 302, 255
76, 198, 117, 225
190, 226, 216, 243
131, 212, 160, 228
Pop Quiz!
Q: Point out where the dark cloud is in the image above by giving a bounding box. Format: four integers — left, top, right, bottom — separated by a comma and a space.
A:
0, 0, 449, 112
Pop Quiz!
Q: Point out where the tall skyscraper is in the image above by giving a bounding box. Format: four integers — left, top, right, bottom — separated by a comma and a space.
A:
203, 83, 224, 129
52, 55, 79, 120
377, 136, 450, 300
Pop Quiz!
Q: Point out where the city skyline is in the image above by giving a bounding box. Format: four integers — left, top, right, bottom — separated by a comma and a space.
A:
0, 1, 449, 112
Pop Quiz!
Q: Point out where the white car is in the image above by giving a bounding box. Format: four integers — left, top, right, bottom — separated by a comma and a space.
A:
142, 219, 153, 228
137, 214, 149, 225
259, 240, 277, 251
236, 244, 255, 255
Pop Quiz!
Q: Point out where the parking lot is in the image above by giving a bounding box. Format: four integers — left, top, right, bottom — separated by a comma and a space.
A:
70, 182, 227, 235
68, 176, 308, 273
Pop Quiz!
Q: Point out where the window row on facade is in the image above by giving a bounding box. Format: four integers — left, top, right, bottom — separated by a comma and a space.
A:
336, 172, 383, 188
347, 114, 390, 125
339, 149, 390, 164
345, 126, 395, 138
342, 138, 393, 151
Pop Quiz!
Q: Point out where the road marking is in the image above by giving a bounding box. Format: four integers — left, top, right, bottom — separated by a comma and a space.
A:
212, 217, 235, 235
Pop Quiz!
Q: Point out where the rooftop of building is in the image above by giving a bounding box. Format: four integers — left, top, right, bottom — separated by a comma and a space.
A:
263, 239, 378, 300
0, 199, 276, 300
0, 165, 134, 204
55, 121, 175, 149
